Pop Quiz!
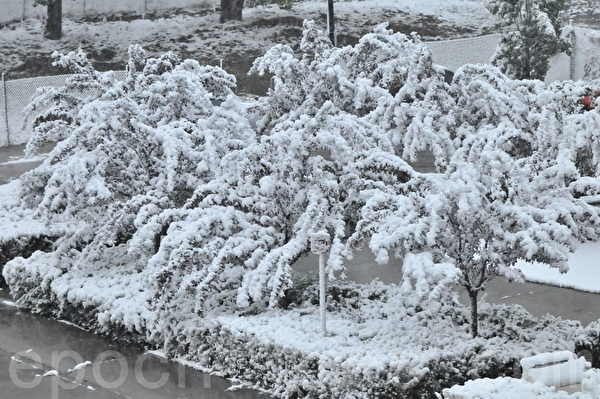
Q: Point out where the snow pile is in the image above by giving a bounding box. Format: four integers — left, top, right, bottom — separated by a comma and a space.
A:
582, 369, 600, 396
521, 351, 591, 387
442, 377, 594, 399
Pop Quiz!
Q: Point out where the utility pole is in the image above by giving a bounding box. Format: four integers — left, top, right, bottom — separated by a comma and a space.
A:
327, 0, 336, 46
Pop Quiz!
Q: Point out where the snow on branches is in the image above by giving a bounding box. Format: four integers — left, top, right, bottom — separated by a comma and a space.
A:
2, 20, 599, 352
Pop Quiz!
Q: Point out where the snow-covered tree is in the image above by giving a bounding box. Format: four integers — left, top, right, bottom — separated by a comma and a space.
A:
349, 146, 599, 337
5, 45, 255, 320
489, 0, 571, 80
144, 100, 420, 349
139, 22, 450, 348
346, 64, 600, 336
446, 65, 600, 197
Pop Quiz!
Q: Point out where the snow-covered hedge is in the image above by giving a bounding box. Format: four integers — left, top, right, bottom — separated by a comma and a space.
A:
9, 267, 598, 398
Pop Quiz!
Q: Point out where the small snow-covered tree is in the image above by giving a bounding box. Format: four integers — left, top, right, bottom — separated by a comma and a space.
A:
6, 45, 254, 319
349, 146, 599, 337
490, 0, 571, 80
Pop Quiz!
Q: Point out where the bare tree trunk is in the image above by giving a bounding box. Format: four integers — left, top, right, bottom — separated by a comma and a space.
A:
220, 0, 244, 22
44, 0, 62, 40
468, 289, 479, 338
327, 0, 336, 45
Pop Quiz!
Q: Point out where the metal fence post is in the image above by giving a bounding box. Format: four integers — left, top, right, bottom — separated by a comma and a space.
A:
570, 22, 577, 80
2, 73, 10, 146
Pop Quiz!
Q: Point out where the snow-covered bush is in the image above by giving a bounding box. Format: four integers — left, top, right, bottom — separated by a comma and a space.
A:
190, 282, 590, 399
346, 64, 600, 337
3, 44, 254, 336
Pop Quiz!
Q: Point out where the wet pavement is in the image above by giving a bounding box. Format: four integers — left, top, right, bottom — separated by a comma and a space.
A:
0, 287, 267, 399
0, 143, 54, 184
294, 247, 600, 327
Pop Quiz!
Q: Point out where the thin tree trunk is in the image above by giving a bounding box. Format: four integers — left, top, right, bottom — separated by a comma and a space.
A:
220, 0, 244, 22
44, 0, 62, 40
468, 289, 479, 338
327, 0, 336, 46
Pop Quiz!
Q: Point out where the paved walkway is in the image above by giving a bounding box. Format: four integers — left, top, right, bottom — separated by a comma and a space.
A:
0, 143, 53, 184
294, 248, 600, 327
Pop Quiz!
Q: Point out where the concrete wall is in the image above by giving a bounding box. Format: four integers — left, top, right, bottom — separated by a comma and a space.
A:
0, 0, 215, 25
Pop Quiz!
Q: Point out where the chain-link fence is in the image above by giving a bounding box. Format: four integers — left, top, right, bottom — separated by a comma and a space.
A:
426, 33, 502, 73
0, 71, 128, 147
574, 27, 600, 80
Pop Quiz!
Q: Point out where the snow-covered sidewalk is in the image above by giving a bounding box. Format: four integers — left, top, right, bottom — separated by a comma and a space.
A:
519, 242, 600, 294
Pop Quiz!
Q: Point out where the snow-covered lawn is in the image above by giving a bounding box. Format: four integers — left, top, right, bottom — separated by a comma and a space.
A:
215, 281, 587, 378
519, 242, 600, 294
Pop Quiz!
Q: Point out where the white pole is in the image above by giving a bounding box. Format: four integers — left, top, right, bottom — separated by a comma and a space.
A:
569, 18, 576, 81
310, 230, 330, 335
319, 252, 327, 334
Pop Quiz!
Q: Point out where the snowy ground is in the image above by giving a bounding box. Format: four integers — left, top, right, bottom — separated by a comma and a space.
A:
570, 0, 600, 30
518, 242, 600, 294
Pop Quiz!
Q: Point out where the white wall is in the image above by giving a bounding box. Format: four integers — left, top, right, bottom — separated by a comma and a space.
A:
0, 0, 215, 25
